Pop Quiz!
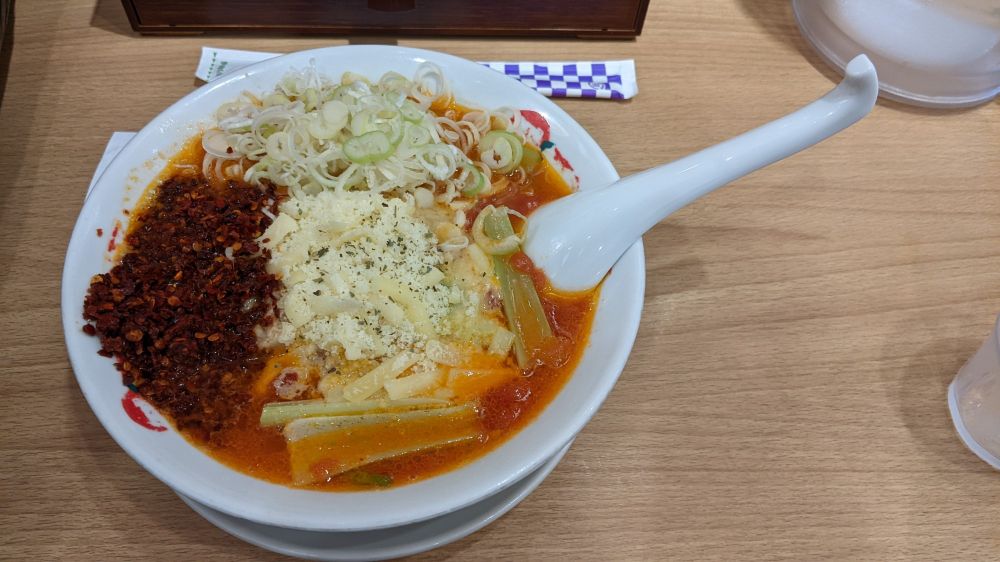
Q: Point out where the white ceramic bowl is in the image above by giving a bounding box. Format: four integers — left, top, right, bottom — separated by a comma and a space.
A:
61, 45, 644, 532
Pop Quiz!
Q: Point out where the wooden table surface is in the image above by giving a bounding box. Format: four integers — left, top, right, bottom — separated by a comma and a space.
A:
2, 0, 999, 560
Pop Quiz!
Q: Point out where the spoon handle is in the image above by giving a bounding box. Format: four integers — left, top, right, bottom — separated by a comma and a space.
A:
525, 55, 879, 291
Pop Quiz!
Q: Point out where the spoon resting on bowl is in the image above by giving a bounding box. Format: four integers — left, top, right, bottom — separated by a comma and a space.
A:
523, 54, 879, 292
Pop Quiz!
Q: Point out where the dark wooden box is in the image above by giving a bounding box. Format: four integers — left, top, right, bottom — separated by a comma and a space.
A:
1, 0, 11, 99
121, 0, 649, 38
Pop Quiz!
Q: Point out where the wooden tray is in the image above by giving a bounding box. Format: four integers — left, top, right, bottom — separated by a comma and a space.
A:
121, 0, 649, 38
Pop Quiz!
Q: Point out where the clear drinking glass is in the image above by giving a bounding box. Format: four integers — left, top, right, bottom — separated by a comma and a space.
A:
792, 0, 1000, 108
949, 315, 1000, 469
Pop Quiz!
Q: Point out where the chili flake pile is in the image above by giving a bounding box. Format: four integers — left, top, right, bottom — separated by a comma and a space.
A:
83, 175, 282, 442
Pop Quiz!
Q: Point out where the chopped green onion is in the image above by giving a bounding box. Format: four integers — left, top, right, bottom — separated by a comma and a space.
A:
259, 123, 279, 139
350, 109, 404, 147
460, 167, 487, 196
303, 88, 321, 111
483, 206, 516, 240
400, 100, 426, 123
321, 100, 349, 129
344, 130, 394, 164
349, 109, 375, 137
385, 119, 405, 146
306, 101, 349, 140
480, 131, 524, 174
472, 205, 520, 255
378, 71, 411, 94
330, 83, 363, 104
263, 93, 291, 108
404, 123, 432, 147
340, 71, 370, 86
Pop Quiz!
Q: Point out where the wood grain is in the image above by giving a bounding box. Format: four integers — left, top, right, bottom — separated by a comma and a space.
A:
1, 0, 998, 560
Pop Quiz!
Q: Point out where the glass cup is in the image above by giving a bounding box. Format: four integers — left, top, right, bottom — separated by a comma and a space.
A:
792, 0, 1000, 108
949, 315, 1000, 469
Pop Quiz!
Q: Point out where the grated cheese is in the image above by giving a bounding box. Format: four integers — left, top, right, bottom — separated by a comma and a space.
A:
258, 189, 455, 362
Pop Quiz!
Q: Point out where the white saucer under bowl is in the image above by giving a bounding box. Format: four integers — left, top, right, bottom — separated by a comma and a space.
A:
177, 441, 572, 561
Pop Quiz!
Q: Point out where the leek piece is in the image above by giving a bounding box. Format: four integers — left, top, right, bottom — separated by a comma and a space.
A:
473, 206, 520, 256
520, 143, 543, 172
483, 208, 555, 368
259, 123, 279, 139
493, 256, 555, 369
292, 434, 476, 485
303, 87, 321, 111
259, 397, 449, 427
404, 123, 432, 147
460, 167, 486, 196
343, 130, 393, 164
284, 404, 474, 441
330, 83, 364, 105
307, 101, 350, 139
480, 131, 524, 174
350, 110, 404, 147
285, 403, 480, 484
263, 93, 291, 108
483, 206, 516, 240
399, 100, 426, 123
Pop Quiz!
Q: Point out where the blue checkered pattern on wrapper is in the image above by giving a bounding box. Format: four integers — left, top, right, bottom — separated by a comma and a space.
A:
482, 62, 627, 100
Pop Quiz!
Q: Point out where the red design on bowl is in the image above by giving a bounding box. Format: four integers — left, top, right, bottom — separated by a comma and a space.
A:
516, 109, 579, 188
519, 109, 551, 143
121, 390, 167, 432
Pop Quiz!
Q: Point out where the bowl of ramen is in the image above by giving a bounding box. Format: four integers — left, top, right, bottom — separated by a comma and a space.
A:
62, 46, 644, 531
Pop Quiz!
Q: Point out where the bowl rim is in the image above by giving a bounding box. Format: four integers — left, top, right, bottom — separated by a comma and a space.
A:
61, 44, 645, 531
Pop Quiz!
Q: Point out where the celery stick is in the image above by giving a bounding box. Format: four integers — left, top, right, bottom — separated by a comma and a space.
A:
286, 403, 480, 484
284, 404, 475, 441
493, 255, 554, 369
260, 397, 448, 427
484, 206, 556, 369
